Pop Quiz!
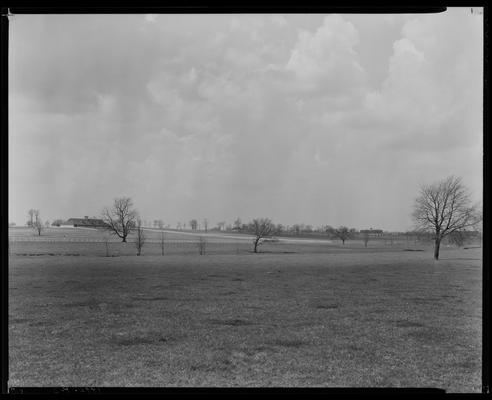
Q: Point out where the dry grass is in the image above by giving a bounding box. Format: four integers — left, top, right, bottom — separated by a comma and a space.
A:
8, 245, 482, 391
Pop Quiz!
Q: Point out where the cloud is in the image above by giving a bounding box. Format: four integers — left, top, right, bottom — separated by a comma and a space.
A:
286, 15, 365, 94
9, 12, 482, 230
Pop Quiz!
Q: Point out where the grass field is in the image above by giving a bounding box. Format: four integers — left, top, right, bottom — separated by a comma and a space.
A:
8, 230, 482, 391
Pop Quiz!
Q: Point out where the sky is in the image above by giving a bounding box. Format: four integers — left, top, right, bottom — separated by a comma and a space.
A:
9, 8, 483, 231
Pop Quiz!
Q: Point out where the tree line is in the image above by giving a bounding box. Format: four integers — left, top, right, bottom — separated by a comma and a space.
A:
22, 175, 481, 259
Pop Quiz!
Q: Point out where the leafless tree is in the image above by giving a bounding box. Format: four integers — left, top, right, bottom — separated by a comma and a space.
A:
233, 217, 242, 231
160, 231, 165, 255
412, 176, 481, 260
100, 230, 111, 257
276, 224, 284, 236
157, 220, 164, 230
326, 226, 355, 245
197, 236, 207, 255
135, 219, 146, 256
102, 197, 138, 242
203, 218, 208, 232
27, 209, 36, 227
31, 210, 43, 236
190, 219, 198, 230
249, 218, 275, 253
362, 231, 370, 248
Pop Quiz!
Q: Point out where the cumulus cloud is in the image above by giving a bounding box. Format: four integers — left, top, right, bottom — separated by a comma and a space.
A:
286, 15, 365, 94
9, 11, 482, 230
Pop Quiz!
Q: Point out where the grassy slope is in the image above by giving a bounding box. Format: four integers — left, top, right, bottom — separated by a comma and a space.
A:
8, 248, 482, 391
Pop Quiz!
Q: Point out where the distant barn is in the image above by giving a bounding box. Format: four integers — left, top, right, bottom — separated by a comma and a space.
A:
64, 216, 108, 228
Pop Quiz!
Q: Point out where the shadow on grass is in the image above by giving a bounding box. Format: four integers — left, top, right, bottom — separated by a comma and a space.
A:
269, 338, 309, 348
209, 318, 255, 326
111, 334, 177, 346
131, 296, 170, 301
315, 303, 340, 310
393, 319, 426, 328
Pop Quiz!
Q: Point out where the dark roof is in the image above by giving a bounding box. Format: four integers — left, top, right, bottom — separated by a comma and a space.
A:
66, 218, 108, 227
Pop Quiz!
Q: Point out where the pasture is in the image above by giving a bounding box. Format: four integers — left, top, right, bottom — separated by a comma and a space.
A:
8, 228, 482, 391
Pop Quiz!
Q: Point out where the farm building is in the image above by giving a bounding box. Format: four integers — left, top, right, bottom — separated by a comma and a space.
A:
64, 216, 108, 228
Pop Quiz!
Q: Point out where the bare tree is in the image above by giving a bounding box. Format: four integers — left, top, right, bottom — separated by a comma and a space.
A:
412, 176, 481, 260
102, 197, 138, 242
197, 236, 207, 255
233, 217, 242, 231
33, 219, 43, 236
276, 224, 284, 236
190, 219, 198, 230
249, 218, 275, 253
326, 226, 355, 245
31, 210, 43, 236
203, 218, 208, 232
27, 209, 36, 227
157, 219, 164, 230
100, 230, 111, 257
135, 219, 146, 256
160, 231, 165, 255
362, 231, 370, 248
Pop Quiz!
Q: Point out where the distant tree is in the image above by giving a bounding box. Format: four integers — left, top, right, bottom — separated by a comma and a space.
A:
31, 210, 43, 236
276, 224, 284, 236
326, 226, 355, 245
233, 218, 242, 231
447, 230, 467, 248
248, 218, 275, 253
293, 224, 301, 235
27, 209, 36, 227
362, 231, 370, 248
101, 230, 111, 257
190, 219, 198, 230
44, 220, 50, 228
52, 219, 64, 227
412, 176, 481, 260
203, 218, 208, 232
197, 236, 207, 255
102, 197, 138, 242
157, 220, 164, 230
134, 219, 146, 256
9, 222, 16, 227
160, 231, 165, 255
177, 222, 182, 230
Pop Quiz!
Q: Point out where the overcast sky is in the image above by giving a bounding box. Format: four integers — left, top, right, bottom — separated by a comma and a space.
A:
9, 9, 483, 231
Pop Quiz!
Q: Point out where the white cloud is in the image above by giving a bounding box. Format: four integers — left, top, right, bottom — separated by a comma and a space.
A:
286, 15, 365, 93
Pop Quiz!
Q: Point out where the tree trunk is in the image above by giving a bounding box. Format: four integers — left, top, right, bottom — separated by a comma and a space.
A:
122, 237, 126, 243
342, 239, 345, 245
254, 239, 259, 253
434, 236, 441, 260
